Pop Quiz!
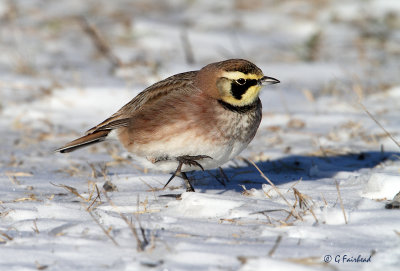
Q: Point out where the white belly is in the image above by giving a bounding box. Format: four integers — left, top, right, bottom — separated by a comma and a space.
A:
128, 133, 249, 173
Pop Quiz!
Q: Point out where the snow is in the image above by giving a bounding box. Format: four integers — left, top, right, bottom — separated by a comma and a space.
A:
167, 192, 244, 218
1, 0, 400, 270
362, 173, 400, 200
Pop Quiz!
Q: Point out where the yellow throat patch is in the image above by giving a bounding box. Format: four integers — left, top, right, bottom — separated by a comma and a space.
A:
219, 71, 264, 107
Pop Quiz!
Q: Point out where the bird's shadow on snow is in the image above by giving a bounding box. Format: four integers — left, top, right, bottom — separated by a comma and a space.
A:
192, 151, 400, 193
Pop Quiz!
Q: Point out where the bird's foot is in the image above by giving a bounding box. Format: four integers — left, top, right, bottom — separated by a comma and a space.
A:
176, 155, 212, 171
163, 155, 212, 192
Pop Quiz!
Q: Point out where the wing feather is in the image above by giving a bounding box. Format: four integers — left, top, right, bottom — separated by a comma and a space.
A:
57, 71, 199, 153
86, 71, 198, 134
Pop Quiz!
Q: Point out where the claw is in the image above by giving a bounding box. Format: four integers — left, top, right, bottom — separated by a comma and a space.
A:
163, 172, 177, 190
187, 160, 204, 171
176, 155, 212, 171
162, 155, 212, 191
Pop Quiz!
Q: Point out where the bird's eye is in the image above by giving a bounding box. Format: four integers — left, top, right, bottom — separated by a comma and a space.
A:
236, 78, 246, 85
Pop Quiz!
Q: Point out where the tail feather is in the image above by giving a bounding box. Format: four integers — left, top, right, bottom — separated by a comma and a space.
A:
56, 130, 111, 153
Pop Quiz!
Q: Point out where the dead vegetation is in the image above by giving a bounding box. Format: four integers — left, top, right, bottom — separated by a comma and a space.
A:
52, 180, 151, 251
77, 16, 123, 70
242, 158, 353, 227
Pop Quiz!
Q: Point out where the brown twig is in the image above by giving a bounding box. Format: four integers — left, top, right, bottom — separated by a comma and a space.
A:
32, 219, 39, 234
103, 192, 148, 251
293, 188, 318, 223
77, 16, 123, 69
268, 235, 282, 257
52, 183, 116, 245
180, 30, 195, 64
86, 207, 119, 246
335, 181, 348, 224
86, 185, 102, 211
359, 102, 400, 149
88, 163, 99, 178
51, 182, 86, 201
0, 230, 13, 241
320, 193, 328, 206
248, 159, 301, 220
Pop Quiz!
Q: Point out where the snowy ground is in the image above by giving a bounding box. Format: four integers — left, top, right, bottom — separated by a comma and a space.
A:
1, 0, 400, 270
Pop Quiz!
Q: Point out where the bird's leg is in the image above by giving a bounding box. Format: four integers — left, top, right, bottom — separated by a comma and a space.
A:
163, 161, 184, 191
181, 172, 195, 192
163, 155, 212, 192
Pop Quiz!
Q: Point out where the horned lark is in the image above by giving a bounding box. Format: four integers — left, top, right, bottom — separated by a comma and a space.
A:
57, 59, 280, 191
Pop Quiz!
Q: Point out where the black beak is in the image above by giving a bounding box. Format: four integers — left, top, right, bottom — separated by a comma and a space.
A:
259, 76, 280, 85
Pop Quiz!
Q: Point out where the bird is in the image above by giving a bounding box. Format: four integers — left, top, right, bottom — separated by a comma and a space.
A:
56, 59, 280, 192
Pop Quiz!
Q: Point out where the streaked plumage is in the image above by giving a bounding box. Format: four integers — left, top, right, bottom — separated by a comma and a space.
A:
57, 59, 280, 191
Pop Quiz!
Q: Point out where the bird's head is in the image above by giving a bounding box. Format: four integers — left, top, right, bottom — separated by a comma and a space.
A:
197, 59, 280, 107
